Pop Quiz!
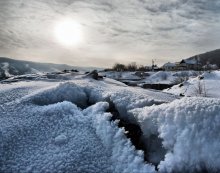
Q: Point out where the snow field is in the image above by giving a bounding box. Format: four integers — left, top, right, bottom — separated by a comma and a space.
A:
0, 76, 220, 173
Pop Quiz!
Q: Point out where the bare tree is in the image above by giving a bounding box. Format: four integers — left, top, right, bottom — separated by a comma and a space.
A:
112, 63, 126, 71
138, 65, 146, 71
194, 79, 207, 97
127, 62, 137, 71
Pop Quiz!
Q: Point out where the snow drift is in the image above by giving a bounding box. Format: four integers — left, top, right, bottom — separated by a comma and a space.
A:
131, 97, 220, 173
32, 82, 88, 108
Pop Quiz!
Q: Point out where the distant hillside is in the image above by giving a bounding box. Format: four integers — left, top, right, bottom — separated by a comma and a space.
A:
0, 57, 100, 79
187, 49, 220, 67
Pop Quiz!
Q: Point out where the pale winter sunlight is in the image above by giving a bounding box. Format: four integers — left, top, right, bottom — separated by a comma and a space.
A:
54, 19, 83, 47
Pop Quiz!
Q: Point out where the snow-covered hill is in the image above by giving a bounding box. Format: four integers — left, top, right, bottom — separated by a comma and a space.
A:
187, 49, 220, 67
0, 57, 100, 79
0, 72, 220, 173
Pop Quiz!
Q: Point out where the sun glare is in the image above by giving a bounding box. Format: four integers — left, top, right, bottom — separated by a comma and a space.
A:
54, 19, 82, 47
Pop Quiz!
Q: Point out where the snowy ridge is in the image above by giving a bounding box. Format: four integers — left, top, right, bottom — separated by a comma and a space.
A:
0, 57, 102, 79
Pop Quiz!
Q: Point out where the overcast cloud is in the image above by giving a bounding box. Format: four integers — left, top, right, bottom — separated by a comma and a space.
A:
0, 0, 220, 67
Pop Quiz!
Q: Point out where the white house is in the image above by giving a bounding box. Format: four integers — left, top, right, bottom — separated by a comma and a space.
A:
162, 62, 177, 71
177, 58, 202, 70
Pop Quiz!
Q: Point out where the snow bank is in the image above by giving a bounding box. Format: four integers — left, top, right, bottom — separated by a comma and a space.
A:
131, 97, 220, 173
142, 71, 199, 85
32, 82, 88, 108
165, 71, 220, 98
145, 71, 174, 84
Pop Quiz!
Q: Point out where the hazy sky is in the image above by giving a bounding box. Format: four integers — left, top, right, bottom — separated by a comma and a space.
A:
0, 0, 220, 67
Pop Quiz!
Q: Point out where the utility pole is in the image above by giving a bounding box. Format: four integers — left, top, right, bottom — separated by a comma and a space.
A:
152, 59, 156, 71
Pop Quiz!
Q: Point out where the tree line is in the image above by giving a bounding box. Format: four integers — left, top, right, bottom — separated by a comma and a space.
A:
112, 62, 147, 72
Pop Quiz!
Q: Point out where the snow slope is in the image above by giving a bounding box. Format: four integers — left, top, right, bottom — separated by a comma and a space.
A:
0, 73, 220, 173
164, 71, 220, 98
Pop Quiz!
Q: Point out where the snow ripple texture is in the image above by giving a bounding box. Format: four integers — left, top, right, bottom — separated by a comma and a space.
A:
0, 81, 155, 173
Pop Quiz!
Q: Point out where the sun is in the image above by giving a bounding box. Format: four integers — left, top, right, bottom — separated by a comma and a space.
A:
54, 19, 82, 47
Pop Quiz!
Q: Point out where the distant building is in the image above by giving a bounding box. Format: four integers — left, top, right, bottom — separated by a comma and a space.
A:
152, 65, 161, 71
162, 57, 202, 71
162, 62, 176, 71
177, 58, 202, 70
